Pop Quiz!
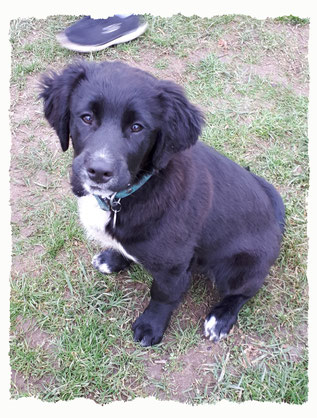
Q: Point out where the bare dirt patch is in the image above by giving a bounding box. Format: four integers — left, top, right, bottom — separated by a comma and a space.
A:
216, 22, 309, 95
11, 316, 58, 396
14, 316, 56, 352
11, 369, 55, 395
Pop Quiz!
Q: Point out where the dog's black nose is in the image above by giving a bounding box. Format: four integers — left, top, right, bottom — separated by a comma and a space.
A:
87, 159, 113, 183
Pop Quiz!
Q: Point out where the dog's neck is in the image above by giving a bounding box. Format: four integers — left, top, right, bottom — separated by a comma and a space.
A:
94, 169, 156, 212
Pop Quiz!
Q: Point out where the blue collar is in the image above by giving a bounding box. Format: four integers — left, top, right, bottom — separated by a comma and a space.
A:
94, 170, 154, 212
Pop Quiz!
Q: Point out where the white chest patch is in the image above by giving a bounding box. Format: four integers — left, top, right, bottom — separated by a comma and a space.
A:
77, 195, 138, 263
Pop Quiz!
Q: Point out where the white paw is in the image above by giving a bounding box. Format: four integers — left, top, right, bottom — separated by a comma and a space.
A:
92, 254, 112, 274
204, 315, 227, 342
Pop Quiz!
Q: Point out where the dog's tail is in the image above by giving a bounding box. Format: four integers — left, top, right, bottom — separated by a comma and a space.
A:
250, 171, 285, 234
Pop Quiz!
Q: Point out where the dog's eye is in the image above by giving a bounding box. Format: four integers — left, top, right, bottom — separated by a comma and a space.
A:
81, 114, 93, 125
131, 123, 143, 133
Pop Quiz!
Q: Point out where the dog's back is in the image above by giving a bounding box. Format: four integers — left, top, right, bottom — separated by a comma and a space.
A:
250, 172, 285, 234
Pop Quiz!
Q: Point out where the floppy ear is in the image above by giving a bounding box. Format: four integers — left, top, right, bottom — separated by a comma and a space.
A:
153, 80, 204, 169
39, 63, 87, 151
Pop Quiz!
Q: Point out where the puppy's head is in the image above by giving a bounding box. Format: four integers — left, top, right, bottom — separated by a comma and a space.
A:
40, 61, 204, 197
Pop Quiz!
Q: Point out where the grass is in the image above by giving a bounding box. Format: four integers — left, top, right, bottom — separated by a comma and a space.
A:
9, 14, 309, 404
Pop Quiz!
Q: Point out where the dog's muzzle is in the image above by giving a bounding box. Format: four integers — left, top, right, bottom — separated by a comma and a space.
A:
86, 157, 114, 184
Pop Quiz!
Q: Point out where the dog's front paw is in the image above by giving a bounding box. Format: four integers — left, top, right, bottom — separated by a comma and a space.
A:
92, 253, 112, 274
92, 249, 131, 274
132, 315, 165, 347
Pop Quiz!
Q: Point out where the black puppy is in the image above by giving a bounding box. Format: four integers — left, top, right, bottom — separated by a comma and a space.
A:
40, 61, 285, 347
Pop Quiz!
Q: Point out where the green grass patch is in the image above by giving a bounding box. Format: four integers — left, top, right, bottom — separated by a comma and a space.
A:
274, 15, 309, 26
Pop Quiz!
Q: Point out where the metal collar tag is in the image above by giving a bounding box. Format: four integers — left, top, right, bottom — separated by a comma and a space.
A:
93, 170, 154, 228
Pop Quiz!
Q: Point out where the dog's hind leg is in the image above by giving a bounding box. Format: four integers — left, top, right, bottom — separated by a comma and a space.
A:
92, 248, 132, 274
204, 258, 270, 342
204, 294, 251, 342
